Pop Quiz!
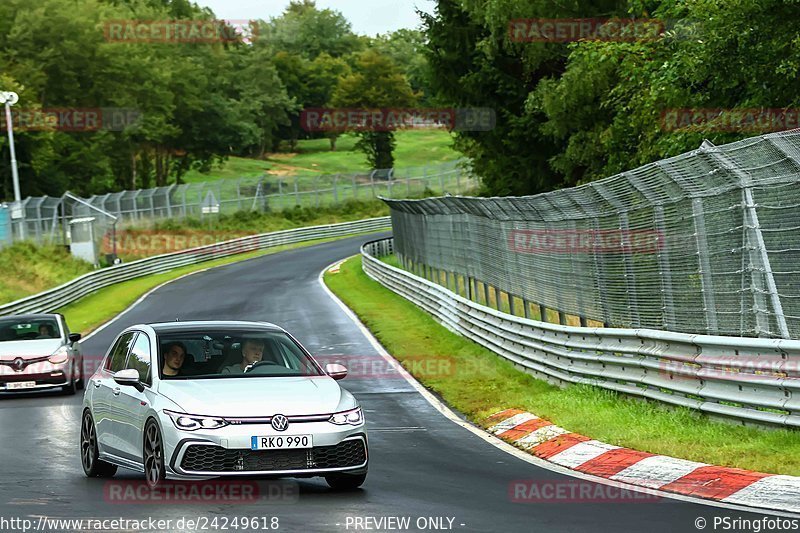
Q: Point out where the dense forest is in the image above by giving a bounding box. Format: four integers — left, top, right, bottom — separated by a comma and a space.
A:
0, 0, 428, 198
0, 0, 798, 199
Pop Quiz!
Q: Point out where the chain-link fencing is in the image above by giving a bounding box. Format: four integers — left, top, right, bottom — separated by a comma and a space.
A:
4, 159, 475, 249
386, 129, 800, 339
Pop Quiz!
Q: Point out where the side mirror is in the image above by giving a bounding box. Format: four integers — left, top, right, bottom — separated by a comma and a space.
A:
114, 368, 144, 392
325, 363, 348, 381
69, 333, 81, 343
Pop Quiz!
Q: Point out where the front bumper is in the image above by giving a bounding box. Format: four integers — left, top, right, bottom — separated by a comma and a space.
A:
163, 419, 368, 478
0, 365, 71, 392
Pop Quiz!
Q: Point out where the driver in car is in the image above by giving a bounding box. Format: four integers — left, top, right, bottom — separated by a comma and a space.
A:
221, 338, 265, 374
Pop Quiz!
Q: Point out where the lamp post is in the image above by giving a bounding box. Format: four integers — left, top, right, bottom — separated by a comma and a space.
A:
0, 91, 21, 238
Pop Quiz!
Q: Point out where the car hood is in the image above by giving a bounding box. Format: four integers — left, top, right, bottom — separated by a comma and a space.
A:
157, 376, 352, 417
0, 339, 63, 360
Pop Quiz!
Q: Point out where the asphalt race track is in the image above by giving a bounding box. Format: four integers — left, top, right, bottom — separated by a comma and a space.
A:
0, 233, 782, 532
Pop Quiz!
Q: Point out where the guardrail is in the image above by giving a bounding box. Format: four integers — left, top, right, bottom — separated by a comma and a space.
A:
0, 217, 390, 316
362, 237, 800, 428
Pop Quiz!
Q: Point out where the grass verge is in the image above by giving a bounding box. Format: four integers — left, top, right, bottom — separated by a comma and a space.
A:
324, 255, 800, 476
58, 232, 383, 335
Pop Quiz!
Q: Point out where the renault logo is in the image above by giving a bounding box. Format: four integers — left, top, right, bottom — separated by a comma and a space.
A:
12, 358, 25, 372
271, 414, 289, 432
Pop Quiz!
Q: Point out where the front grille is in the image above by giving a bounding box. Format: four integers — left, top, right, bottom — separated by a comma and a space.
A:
180, 438, 367, 473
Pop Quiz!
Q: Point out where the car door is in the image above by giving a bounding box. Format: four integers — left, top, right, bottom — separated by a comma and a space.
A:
94, 331, 136, 455
113, 331, 154, 462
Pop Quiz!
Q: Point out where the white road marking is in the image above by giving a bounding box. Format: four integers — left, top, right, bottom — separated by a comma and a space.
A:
610, 455, 709, 489
722, 476, 800, 513
548, 440, 621, 469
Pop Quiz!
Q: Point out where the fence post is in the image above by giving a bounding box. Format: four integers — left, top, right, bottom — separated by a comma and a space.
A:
294, 177, 299, 207
691, 197, 719, 335
619, 212, 640, 328
653, 206, 676, 330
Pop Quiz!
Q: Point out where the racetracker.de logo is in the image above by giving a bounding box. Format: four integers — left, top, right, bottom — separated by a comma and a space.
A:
510, 480, 662, 503
1, 108, 141, 132
104, 479, 298, 504
508, 18, 665, 42
660, 108, 800, 133
300, 108, 496, 132
508, 229, 663, 254
103, 19, 258, 43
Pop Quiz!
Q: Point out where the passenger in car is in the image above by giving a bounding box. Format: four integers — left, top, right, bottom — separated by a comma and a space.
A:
221, 339, 265, 374
162, 342, 187, 377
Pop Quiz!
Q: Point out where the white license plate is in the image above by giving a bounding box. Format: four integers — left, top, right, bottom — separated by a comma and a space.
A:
6, 381, 36, 390
250, 435, 313, 450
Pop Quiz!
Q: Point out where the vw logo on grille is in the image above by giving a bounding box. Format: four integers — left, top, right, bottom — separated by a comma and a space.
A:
271, 414, 289, 432
12, 358, 26, 372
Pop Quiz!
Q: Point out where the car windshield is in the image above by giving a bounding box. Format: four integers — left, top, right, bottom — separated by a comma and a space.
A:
158, 328, 323, 379
0, 317, 60, 342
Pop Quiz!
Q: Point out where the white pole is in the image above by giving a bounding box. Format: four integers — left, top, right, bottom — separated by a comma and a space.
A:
1, 92, 21, 238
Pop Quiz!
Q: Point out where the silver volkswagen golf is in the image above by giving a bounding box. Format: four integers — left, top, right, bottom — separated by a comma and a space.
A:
80, 321, 367, 489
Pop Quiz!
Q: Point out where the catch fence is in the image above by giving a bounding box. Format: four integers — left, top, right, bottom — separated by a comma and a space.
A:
386, 130, 800, 339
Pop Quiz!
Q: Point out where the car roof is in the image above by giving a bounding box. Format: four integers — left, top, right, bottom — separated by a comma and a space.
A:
0, 313, 61, 321
146, 320, 285, 334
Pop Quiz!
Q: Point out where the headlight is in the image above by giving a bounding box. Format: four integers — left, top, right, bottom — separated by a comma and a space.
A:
164, 410, 229, 431
48, 346, 69, 365
329, 407, 363, 426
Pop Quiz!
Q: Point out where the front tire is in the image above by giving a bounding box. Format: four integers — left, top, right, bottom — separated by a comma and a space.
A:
80, 411, 117, 478
325, 472, 367, 490
143, 420, 166, 488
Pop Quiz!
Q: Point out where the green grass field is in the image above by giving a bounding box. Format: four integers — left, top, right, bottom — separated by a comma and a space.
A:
182, 130, 459, 184
324, 255, 800, 476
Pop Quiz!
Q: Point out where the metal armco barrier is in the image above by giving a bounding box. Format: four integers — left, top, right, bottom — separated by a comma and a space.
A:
362, 238, 800, 428
0, 217, 390, 316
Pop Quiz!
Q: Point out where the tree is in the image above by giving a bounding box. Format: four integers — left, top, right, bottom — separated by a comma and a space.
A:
331, 50, 417, 169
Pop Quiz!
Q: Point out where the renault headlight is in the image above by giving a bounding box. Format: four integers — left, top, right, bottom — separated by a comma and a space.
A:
329, 407, 363, 426
164, 410, 229, 431
48, 346, 69, 365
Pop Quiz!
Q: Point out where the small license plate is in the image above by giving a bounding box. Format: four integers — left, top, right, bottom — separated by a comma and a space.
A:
251, 435, 313, 450
6, 381, 36, 390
